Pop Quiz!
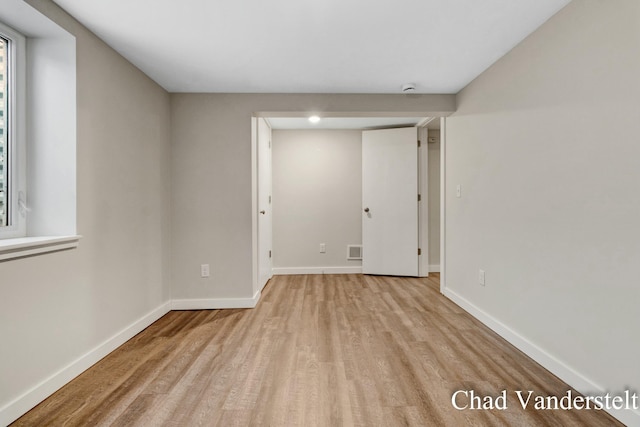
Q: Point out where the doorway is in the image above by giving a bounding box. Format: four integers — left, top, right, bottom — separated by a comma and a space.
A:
252, 114, 443, 291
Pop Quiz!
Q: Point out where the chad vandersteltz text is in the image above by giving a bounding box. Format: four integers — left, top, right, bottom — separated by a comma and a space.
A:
451, 389, 639, 411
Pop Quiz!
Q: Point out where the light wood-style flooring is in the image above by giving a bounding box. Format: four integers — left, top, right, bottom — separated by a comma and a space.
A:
13, 274, 621, 426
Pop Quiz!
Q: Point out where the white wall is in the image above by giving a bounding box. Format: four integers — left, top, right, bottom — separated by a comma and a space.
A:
427, 129, 440, 270
272, 129, 362, 272
445, 1, 639, 425
0, 0, 171, 423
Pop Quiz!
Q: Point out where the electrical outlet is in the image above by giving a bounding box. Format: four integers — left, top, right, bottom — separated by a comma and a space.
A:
320, 243, 326, 253
479, 269, 485, 286
201, 264, 210, 278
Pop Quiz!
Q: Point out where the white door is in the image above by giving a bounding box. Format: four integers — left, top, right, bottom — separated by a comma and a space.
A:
257, 118, 273, 290
362, 127, 418, 276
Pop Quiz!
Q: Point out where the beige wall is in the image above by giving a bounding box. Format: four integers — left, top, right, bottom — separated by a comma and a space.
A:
6, 0, 637, 423
427, 129, 440, 269
0, 0, 171, 417
272, 129, 362, 270
170, 93, 455, 299
446, 1, 639, 423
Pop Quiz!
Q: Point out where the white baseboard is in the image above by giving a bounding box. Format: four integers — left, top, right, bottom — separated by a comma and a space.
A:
443, 288, 639, 427
429, 264, 441, 273
0, 301, 171, 427
171, 290, 261, 310
1, 290, 264, 425
272, 266, 363, 275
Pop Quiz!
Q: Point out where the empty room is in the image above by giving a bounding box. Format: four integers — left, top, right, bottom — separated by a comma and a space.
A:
0, 0, 638, 426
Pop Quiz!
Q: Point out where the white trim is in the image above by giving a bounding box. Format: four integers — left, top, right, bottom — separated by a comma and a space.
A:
443, 288, 639, 427
444, 288, 598, 390
171, 290, 261, 310
273, 266, 363, 275
251, 116, 259, 295
417, 116, 436, 128
255, 117, 273, 295
439, 117, 446, 293
1, 0, 77, 240
615, 407, 640, 427
428, 264, 440, 273
417, 126, 429, 277
0, 300, 171, 427
0, 20, 27, 239
0, 235, 81, 261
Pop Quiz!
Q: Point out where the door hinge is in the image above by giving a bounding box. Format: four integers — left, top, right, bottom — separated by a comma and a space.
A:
269, 250, 272, 258
418, 140, 421, 147
268, 140, 271, 148
269, 195, 272, 204
418, 194, 421, 202
418, 248, 422, 256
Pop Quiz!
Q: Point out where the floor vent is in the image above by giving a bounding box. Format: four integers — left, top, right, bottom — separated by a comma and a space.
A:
347, 245, 363, 260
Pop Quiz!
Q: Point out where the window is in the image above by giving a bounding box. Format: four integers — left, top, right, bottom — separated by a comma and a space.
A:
0, 4, 78, 259
0, 21, 25, 239
1, 35, 7, 227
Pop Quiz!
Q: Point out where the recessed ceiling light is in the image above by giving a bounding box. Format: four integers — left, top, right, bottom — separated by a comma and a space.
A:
308, 115, 321, 123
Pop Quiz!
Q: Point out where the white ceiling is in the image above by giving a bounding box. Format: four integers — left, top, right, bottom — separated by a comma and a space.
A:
51, 0, 570, 93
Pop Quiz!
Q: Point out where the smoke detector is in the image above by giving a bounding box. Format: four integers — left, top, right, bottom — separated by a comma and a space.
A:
402, 83, 416, 93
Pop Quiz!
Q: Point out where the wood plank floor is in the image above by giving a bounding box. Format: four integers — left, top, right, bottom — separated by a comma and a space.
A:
13, 274, 622, 426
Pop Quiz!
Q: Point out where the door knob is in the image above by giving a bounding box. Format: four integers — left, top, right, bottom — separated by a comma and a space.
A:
260, 210, 266, 215
364, 207, 370, 213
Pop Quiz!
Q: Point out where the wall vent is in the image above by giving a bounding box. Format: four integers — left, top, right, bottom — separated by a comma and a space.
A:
347, 245, 363, 260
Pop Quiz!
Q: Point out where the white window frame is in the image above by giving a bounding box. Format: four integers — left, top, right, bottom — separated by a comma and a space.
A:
0, 20, 26, 240
0, 2, 79, 261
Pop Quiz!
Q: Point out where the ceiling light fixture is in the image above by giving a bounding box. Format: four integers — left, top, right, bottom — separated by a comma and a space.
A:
308, 115, 321, 123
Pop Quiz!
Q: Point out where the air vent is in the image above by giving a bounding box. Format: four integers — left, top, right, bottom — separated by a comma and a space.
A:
347, 245, 363, 260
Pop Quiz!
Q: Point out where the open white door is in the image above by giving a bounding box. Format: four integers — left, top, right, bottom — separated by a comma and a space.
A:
257, 118, 273, 290
362, 127, 418, 276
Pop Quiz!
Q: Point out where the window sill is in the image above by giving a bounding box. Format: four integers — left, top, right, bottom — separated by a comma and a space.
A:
0, 235, 81, 261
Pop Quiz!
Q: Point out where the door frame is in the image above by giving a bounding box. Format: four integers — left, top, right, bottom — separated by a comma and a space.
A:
439, 117, 446, 293
251, 112, 448, 294
251, 117, 260, 296
418, 125, 430, 277
251, 116, 274, 298
256, 117, 273, 291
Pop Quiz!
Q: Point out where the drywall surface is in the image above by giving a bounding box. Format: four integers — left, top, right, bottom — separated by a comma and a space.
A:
0, 0, 171, 420
272, 129, 362, 269
446, 0, 639, 422
170, 93, 455, 299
